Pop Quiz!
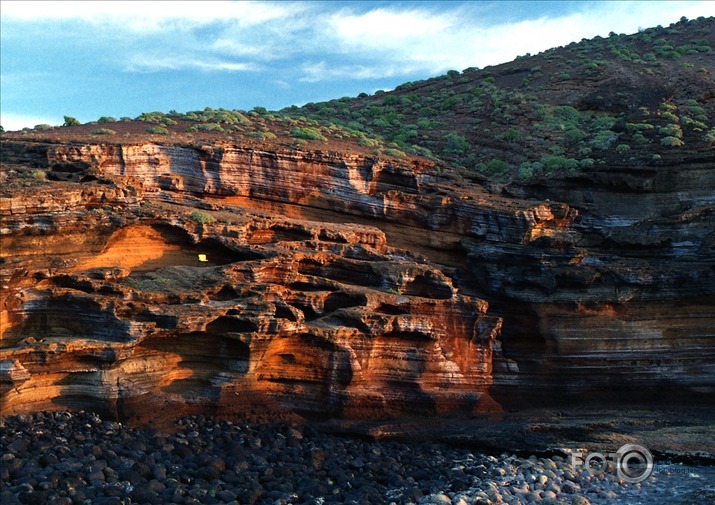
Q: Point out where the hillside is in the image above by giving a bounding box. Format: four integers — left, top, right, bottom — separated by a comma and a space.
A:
286, 15, 715, 179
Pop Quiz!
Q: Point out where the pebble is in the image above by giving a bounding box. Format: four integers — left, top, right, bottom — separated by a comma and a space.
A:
1, 411, 713, 505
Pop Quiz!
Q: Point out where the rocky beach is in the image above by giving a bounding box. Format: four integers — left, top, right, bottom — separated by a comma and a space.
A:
2, 410, 714, 505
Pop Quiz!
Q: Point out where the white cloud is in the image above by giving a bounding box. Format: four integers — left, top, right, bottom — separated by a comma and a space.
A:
1, 0, 305, 32
126, 55, 259, 73
0, 113, 62, 131
330, 7, 456, 43
299, 61, 411, 83
211, 39, 270, 58
302, 1, 715, 80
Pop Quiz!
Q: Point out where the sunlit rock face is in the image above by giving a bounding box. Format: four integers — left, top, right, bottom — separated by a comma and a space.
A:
0, 143, 500, 421
1, 139, 713, 421
0, 221, 500, 421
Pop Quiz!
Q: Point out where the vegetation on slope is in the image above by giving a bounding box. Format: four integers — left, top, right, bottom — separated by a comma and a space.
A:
7, 16, 714, 182
283, 16, 715, 180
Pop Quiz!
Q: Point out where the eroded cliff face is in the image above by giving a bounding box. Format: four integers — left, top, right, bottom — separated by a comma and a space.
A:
1, 141, 504, 421
1, 138, 713, 421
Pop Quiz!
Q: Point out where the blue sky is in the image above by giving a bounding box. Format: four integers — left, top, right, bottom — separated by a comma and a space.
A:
1, 1, 714, 130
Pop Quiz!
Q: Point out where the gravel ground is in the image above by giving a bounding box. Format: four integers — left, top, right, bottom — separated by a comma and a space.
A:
1, 411, 712, 505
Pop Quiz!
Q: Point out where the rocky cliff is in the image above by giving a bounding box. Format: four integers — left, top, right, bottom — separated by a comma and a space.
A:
1, 132, 713, 422
1, 139, 506, 422
3, 17, 714, 422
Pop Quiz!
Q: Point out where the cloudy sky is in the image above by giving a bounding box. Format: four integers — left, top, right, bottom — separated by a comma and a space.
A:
1, 1, 714, 130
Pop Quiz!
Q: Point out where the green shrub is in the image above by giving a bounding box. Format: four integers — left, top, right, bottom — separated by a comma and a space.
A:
245, 131, 277, 140
564, 127, 587, 145
517, 164, 535, 180
189, 210, 216, 224
382, 148, 406, 157
615, 144, 631, 153
138, 111, 168, 123
499, 127, 522, 143
30, 169, 46, 180
358, 137, 381, 147
661, 136, 684, 147
444, 132, 469, 154
208, 110, 251, 125
590, 130, 618, 150
409, 145, 435, 158
146, 126, 169, 135
63, 116, 81, 126
485, 159, 509, 175
632, 133, 649, 144
193, 123, 226, 132
416, 118, 439, 129
391, 126, 418, 144
625, 122, 655, 133
591, 115, 617, 130
346, 121, 365, 131
542, 155, 580, 172
554, 106, 582, 122
98, 116, 117, 123
34, 124, 53, 131
290, 127, 325, 141
659, 124, 683, 138
92, 128, 117, 135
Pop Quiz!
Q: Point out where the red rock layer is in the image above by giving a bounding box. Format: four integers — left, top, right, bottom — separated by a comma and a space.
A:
1, 138, 713, 421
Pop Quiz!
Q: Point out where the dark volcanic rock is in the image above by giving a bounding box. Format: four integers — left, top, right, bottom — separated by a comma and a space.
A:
3, 411, 714, 505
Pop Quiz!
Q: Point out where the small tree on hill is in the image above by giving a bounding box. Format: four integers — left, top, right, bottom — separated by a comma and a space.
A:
63, 116, 81, 127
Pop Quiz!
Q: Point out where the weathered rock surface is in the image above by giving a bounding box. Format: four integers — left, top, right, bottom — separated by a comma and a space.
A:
1, 141, 504, 421
1, 137, 713, 422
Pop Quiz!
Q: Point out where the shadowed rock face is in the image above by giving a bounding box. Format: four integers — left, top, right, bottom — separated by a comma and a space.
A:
1, 138, 713, 422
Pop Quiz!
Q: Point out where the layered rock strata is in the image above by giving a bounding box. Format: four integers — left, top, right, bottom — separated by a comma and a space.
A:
0, 144, 502, 420
1, 138, 713, 420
